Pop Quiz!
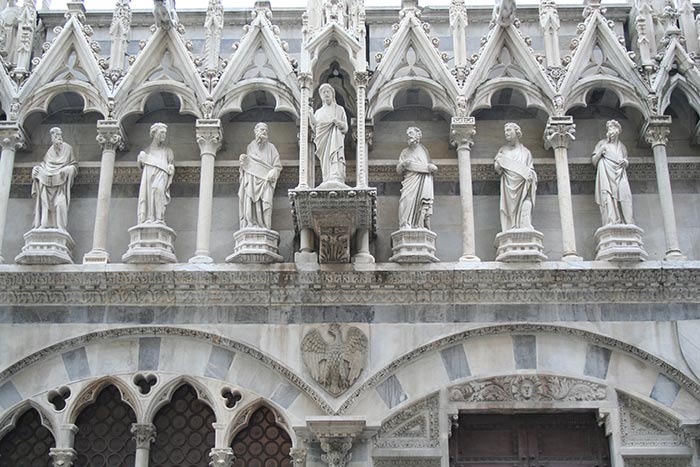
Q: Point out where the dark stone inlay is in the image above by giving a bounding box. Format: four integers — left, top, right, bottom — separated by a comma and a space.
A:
440, 344, 471, 381
376, 375, 406, 409
650, 374, 681, 407
203, 346, 235, 379
62, 347, 91, 380
138, 337, 161, 371
513, 335, 537, 369
270, 382, 300, 409
584, 344, 612, 379
0, 381, 22, 409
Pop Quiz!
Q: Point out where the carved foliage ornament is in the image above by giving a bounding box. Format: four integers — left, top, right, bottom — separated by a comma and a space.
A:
301, 324, 368, 397
375, 394, 439, 448
448, 375, 607, 402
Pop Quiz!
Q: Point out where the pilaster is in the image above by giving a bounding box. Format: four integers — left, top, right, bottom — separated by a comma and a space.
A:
450, 116, 479, 262
0, 122, 26, 263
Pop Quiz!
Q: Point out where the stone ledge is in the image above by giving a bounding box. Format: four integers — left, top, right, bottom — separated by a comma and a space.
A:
0, 261, 698, 306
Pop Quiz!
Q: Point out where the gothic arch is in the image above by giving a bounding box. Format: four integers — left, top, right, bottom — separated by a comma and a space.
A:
67, 377, 142, 425
0, 400, 56, 441
225, 398, 296, 447
217, 80, 298, 120
368, 77, 454, 120
144, 376, 221, 424
470, 77, 553, 116
18, 82, 107, 124
565, 76, 649, 117
115, 84, 201, 122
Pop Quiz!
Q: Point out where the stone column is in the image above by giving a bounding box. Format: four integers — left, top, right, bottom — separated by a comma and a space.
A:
0, 123, 25, 263
544, 116, 582, 260
290, 447, 307, 466
298, 72, 313, 189
83, 120, 124, 264
644, 116, 686, 260
131, 423, 156, 467
450, 117, 479, 262
190, 119, 223, 263
354, 71, 369, 189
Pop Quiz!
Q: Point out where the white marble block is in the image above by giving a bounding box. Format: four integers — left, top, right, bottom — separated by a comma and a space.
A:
389, 228, 438, 263
122, 223, 177, 264
594, 224, 647, 262
227, 227, 283, 263
15, 228, 75, 265
495, 229, 547, 263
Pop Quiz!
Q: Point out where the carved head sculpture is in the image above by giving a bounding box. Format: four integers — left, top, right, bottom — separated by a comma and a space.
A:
254, 122, 268, 145
606, 119, 621, 140
150, 122, 168, 145
406, 126, 422, 146
49, 127, 63, 147
504, 122, 522, 143
319, 83, 336, 106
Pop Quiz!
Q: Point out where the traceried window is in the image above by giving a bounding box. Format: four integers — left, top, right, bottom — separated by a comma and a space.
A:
231, 406, 292, 467
73, 385, 137, 467
149, 384, 216, 467
0, 408, 55, 467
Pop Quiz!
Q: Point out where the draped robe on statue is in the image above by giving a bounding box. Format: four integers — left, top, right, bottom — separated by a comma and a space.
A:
496, 144, 537, 231
239, 140, 282, 229
313, 103, 347, 185
398, 143, 434, 229
32, 142, 78, 231
137, 146, 174, 224
592, 139, 633, 225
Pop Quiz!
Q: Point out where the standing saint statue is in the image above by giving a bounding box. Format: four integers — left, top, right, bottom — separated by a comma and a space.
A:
397, 127, 437, 230
31, 127, 79, 231
309, 83, 348, 187
592, 119, 634, 226
137, 123, 174, 224
239, 123, 283, 230
495, 122, 537, 232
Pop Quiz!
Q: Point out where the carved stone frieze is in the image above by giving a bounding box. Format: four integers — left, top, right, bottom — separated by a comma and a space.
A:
375, 394, 439, 448
301, 324, 368, 396
623, 458, 691, 467
373, 458, 441, 467
448, 374, 607, 402
619, 393, 689, 447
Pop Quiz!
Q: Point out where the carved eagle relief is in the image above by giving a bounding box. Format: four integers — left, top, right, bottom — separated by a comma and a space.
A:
301, 324, 368, 396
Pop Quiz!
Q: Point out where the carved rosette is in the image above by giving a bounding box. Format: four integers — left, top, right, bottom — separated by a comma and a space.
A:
209, 447, 234, 467
544, 116, 576, 150
131, 423, 156, 448
448, 375, 607, 402
320, 437, 353, 467
49, 448, 77, 466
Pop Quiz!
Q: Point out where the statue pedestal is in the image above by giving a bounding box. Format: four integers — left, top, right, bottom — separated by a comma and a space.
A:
15, 228, 75, 265
122, 223, 177, 264
226, 227, 283, 263
594, 224, 647, 262
289, 188, 377, 264
389, 228, 438, 263
495, 229, 547, 262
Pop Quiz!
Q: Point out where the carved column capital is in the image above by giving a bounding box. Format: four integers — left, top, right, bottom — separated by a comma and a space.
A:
96, 120, 125, 152
644, 116, 672, 147
544, 115, 576, 150
209, 447, 234, 467
131, 423, 156, 448
49, 448, 77, 467
298, 72, 313, 89
196, 119, 223, 157
450, 116, 476, 150
319, 436, 353, 467
353, 71, 369, 87
0, 123, 26, 151
290, 447, 308, 466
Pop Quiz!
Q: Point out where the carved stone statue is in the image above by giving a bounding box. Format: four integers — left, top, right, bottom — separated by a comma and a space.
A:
137, 123, 174, 225
301, 324, 368, 396
592, 119, 634, 226
238, 123, 282, 230
492, 0, 516, 27
153, 0, 178, 30
31, 127, 78, 231
310, 83, 348, 188
495, 122, 537, 232
397, 127, 437, 230
0, 0, 20, 62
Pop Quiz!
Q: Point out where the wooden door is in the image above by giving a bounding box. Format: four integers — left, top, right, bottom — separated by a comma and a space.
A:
449, 412, 611, 467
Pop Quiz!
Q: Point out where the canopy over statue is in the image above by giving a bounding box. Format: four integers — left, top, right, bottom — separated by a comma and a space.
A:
310, 83, 348, 188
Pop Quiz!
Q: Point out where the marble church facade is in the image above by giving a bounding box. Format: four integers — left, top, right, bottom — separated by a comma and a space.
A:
1, 0, 700, 465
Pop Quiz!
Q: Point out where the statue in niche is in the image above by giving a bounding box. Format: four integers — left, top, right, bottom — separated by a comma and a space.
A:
309, 83, 348, 187
592, 119, 634, 226
137, 123, 174, 224
397, 127, 437, 230
495, 122, 537, 231
239, 123, 283, 230
31, 127, 78, 231
0, 0, 20, 62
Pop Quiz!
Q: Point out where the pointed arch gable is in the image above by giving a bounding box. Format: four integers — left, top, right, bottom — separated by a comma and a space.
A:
217, 79, 298, 119
560, 10, 650, 116
145, 375, 219, 423
225, 398, 296, 447
113, 28, 207, 121
67, 376, 142, 425
17, 16, 110, 123
0, 400, 57, 441
307, 22, 363, 73
654, 40, 700, 117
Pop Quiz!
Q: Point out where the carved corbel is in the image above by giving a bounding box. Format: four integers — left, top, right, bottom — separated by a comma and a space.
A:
307, 418, 368, 467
